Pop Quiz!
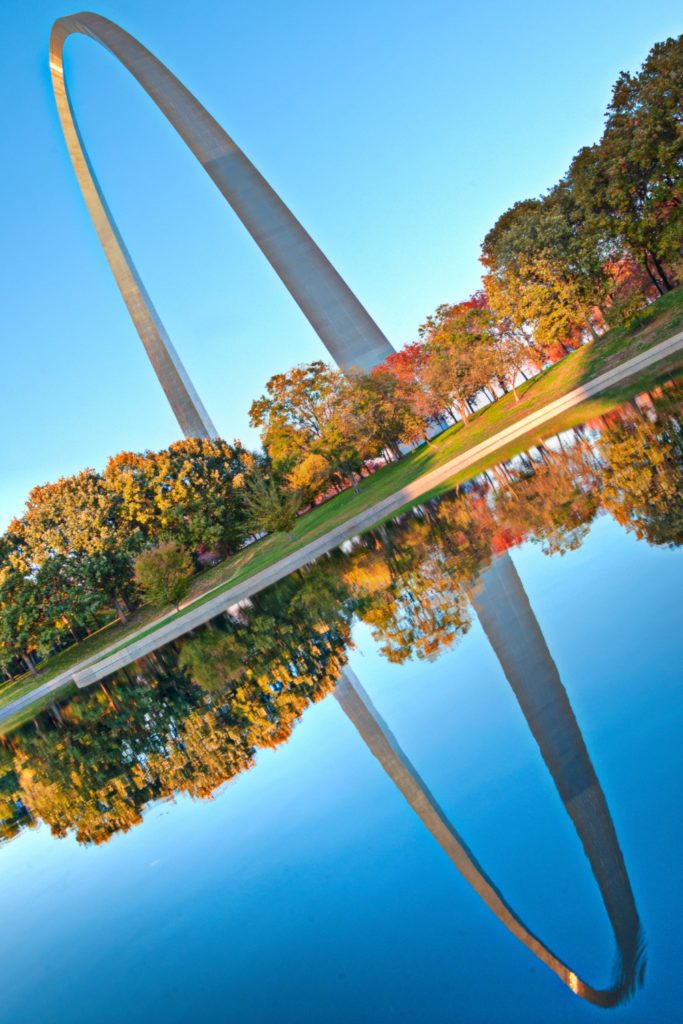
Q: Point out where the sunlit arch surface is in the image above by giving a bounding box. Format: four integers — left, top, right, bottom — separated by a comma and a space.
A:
49, 12, 394, 438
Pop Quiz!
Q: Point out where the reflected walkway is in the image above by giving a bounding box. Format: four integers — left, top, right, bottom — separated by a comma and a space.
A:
334, 552, 644, 1007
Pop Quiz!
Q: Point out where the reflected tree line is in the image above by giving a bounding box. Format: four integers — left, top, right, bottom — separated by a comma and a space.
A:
1, 386, 681, 848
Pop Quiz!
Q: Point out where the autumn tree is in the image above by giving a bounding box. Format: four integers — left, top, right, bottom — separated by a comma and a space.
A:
380, 342, 444, 427
344, 368, 420, 458
421, 297, 495, 424
104, 438, 255, 556
249, 361, 343, 468
287, 453, 332, 503
482, 198, 599, 358
249, 361, 368, 490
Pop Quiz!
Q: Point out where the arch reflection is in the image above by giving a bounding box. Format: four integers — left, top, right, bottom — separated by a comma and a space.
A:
335, 551, 644, 1007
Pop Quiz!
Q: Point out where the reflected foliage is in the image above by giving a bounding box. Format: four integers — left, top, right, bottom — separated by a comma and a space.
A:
599, 401, 683, 546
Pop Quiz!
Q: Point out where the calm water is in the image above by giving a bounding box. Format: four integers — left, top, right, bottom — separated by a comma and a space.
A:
1, 390, 682, 1023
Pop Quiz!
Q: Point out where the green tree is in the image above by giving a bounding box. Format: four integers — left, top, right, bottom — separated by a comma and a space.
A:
242, 470, 302, 536
133, 541, 194, 610
598, 35, 682, 293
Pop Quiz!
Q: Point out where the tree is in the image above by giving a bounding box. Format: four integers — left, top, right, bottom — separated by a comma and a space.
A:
0, 565, 41, 676
15, 469, 122, 564
287, 453, 332, 503
133, 542, 194, 610
421, 297, 494, 424
481, 195, 599, 358
104, 438, 256, 556
485, 253, 588, 360
488, 325, 530, 401
380, 342, 443, 426
242, 470, 302, 537
598, 35, 682, 293
345, 368, 426, 456
9, 469, 137, 621
250, 361, 372, 492
249, 361, 342, 467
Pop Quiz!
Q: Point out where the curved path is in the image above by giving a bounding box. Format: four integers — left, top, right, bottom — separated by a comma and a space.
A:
50, 13, 393, 437
1, 327, 681, 724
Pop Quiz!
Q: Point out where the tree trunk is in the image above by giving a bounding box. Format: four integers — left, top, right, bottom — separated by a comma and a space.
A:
650, 252, 675, 292
587, 321, 601, 342
23, 654, 37, 677
344, 467, 360, 495
643, 254, 666, 295
114, 596, 129, 623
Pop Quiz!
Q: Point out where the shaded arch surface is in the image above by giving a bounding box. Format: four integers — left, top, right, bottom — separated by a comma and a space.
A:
49, 12, 394, 438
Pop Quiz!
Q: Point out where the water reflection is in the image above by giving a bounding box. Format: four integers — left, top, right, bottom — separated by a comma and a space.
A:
338, 549, 643, 1010
1, 384, 681, 1006
473, 553, 644, 1003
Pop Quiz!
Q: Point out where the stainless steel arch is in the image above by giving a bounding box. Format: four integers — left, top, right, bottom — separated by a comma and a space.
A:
49, 12, 395, 439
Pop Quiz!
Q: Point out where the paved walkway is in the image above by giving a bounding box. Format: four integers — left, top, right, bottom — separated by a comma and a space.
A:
2, 328, 682, 724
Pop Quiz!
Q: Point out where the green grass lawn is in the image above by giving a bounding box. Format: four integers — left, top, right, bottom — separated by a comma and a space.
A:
2, 286, 682, 732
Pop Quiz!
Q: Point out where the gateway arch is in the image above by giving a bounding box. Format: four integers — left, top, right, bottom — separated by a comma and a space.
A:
49, 12, 395, 439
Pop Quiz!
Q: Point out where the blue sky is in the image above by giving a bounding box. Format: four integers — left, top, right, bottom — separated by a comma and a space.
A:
2, 0, 680, 531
